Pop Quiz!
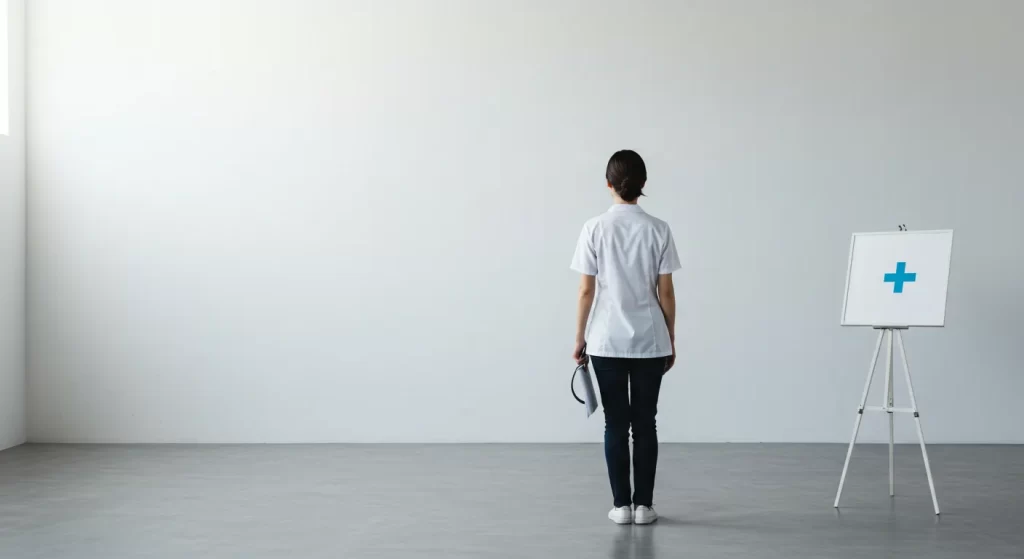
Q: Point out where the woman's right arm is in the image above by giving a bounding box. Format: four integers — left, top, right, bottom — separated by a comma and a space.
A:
657, 274, 676, 371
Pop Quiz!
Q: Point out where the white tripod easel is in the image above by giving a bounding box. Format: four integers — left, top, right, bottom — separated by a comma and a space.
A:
834, 326, 940, 515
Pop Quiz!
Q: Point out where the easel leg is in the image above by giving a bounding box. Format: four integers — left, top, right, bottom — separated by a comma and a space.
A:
895, 330, 941, 515
884, 331, 895, 497
835, 329, 885, 508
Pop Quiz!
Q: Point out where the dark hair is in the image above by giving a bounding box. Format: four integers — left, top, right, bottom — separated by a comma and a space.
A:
605, 150, 647, 202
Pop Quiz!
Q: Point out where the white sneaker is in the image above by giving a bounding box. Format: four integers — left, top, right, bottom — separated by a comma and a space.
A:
634, 506, 658, 525
608, 506, 633, 525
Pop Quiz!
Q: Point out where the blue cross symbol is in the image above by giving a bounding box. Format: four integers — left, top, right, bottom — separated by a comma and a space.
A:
883, 262, 917, 293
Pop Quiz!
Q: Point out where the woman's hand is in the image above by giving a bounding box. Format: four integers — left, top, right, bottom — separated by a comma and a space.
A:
665, 343, 676, 373
573, 340, 587, 365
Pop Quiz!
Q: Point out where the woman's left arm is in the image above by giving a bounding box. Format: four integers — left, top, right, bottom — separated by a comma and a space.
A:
573, 274, 596, 364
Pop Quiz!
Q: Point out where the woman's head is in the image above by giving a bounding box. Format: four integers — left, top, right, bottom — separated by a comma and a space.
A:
605, 150, 647, 202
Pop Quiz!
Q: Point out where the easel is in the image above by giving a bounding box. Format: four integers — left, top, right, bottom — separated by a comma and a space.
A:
833, 326, 940, 515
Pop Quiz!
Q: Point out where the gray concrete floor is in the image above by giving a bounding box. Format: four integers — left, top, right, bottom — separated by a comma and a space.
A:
0, 444, 1021, 558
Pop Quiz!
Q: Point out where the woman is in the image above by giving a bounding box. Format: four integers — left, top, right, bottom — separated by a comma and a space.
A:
570, 150, 680, 525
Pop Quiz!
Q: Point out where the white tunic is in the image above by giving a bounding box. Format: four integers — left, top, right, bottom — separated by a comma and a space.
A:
571, 205, 681, 358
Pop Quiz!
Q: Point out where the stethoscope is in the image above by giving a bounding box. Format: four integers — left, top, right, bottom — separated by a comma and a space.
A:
571, 344, 588, 405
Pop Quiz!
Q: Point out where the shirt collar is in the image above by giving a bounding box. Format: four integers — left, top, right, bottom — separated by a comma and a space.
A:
608, 204, 645, 213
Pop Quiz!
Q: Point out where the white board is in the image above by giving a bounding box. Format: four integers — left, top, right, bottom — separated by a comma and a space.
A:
841, 230, 954, 327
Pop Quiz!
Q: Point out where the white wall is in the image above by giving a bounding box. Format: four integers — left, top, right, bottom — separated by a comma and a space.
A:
27, 0, 1024, 443
0, 0, 25, 450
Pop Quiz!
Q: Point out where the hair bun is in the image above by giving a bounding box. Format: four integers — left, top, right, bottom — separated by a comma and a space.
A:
617, 175, 644, 199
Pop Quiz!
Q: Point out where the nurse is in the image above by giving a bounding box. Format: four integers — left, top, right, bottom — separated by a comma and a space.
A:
571, 150, 681, 525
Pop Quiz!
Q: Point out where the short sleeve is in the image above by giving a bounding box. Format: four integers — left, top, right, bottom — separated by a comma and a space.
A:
570, 225, 598, 275
659, 227, 681, 274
